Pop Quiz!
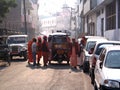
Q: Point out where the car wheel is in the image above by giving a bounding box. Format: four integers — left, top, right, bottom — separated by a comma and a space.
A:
24, 55, 27, 60
83, 62, 89, 73
49, 60, 51, 64
7, 56, 11, 66
10, 55, 12, 60
94, 82, 98, 90
67, 60, 69, 65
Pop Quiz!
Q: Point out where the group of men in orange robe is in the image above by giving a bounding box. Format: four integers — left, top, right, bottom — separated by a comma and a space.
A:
27, 35, 87, 68
27, 36, 49, 66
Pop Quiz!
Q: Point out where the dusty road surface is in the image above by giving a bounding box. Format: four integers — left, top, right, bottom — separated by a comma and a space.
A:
0, 58, 94, 90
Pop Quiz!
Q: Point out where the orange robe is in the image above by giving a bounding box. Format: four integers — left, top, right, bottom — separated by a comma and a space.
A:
70, 42, 78, 67
42, 41, 49, 66
70, 46, 77, 67
28, 40, 33, 62
37, 42, 42, 62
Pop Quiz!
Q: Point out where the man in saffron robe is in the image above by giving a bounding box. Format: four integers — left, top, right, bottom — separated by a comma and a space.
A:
70, 38, 79, 69
42, 36, 49, 67
27, 40, 33, 64
36, 37, 42, 65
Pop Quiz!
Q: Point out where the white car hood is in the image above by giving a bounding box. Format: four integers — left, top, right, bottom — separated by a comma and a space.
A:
103, 67, 120, 81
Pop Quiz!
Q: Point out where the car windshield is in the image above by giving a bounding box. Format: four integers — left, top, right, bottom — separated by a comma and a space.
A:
86, 41, 96, 51
95, 43, 120, 55
52, 36, 67, 43
105, 50, 120, 68
7, 37, 27, 44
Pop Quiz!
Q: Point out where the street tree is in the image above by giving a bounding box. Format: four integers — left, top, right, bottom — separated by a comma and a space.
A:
0, 0, 17, 22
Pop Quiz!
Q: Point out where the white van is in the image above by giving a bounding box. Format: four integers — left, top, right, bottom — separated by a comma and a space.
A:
7, 35, 28, 60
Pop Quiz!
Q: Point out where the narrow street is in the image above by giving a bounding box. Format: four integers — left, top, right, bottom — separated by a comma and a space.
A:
0, 58, 94, 90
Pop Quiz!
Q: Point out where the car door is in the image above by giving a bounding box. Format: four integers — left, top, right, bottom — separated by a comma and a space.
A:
95, 48, 106, 87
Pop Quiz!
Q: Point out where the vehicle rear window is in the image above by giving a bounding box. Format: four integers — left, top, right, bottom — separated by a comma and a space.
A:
7, 37, 27, 44
86, 41, 96, 51
95, 43, 120, 55
52, 36, 67, 43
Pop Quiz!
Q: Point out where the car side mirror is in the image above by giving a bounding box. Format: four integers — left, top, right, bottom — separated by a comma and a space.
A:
88, 50, 92, 54
88, 47, 94, 54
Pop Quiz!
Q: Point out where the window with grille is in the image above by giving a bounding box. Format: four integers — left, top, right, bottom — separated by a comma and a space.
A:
118, 0, 120, 28
106, 1, 116, 30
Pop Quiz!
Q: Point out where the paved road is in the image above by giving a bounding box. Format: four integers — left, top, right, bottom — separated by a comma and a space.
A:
0, 58, 94, 90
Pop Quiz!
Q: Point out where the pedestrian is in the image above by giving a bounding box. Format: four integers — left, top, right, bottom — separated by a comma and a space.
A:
42, 36, 49, 67
36, 37, 42, 66
31, 38, 37, 66
27, 39, 33, 64
78, 36, 87, 68
70, 38, 79, 69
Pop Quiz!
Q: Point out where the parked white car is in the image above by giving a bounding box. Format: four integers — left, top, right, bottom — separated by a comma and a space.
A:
89, 40, 120, 85
82, 37, 108, 73
94, 46, 120, 90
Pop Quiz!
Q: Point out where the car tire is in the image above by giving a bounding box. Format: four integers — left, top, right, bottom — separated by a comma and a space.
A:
49, 60, 51, 64
10, 55, 12, 60
83, 62, 89, 73
94, 82, 98, 90
24, 55, 27, 61
67, 60, 69, 65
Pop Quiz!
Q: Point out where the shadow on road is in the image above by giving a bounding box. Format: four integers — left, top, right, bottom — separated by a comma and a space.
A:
26, 62, 70, 70
26, 62, 82, 73
0, 57, 26, 70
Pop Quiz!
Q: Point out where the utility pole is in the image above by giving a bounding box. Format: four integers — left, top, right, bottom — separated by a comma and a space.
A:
23, 0, 27, 35
62, 6, 75, 30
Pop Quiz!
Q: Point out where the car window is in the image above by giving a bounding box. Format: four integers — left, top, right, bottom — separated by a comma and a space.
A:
52, 36, 67, 43
105, 50, 120, 68
7, 37, 28, 44
86, 41, 96, 51
99, 49, 106, 61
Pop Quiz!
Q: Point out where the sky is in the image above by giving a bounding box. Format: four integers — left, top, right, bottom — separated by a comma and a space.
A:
38, 0, 76, 16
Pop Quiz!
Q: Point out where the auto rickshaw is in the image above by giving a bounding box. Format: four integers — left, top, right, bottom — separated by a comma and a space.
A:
48, 32, 70, 64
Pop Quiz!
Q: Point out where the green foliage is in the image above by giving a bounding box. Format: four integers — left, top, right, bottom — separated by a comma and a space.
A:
0, 0, 17, 22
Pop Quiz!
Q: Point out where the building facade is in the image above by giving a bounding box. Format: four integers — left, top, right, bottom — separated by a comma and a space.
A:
0, 0, 39, 40
80, 0, 120, 40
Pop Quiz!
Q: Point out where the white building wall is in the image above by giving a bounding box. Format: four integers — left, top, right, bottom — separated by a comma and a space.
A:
105, 30, 116, 40
41, 17, 57, 36
79, 0, 84, 14
96, 8, 105, 36
104, 0, 120, 41
83, 0, 90, 15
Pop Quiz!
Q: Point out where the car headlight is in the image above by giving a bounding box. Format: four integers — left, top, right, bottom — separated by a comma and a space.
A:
85, 56, 90, 61
104, 80, 120, 88
18, 46, 26, 51
21, 47, 27, 51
